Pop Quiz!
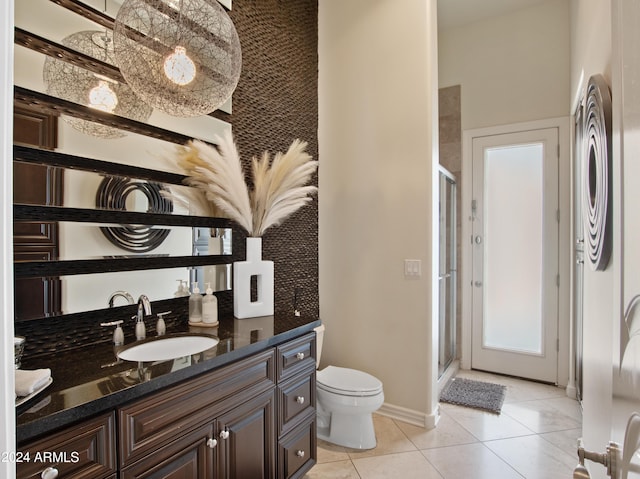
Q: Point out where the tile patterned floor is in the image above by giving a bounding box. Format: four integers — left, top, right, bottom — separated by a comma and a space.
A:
304, 370, 582, 479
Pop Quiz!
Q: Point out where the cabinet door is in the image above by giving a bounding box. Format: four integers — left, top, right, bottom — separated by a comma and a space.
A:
278, 413, 316, 479
17, 412, 116, 479
217, 389, 275, 479
121, 423, 215, 479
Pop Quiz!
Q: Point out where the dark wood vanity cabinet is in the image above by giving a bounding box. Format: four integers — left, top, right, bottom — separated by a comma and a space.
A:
18, 332, 318, 479
119, 332, 317, 479
119, 349, 277, 478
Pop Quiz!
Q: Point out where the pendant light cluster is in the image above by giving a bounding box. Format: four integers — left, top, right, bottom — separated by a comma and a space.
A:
42, 0, 242, 138
113, 0, 242, 118
43, 30, 153, 139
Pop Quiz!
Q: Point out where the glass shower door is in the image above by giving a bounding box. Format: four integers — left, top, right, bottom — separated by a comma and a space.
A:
438, 168, 457, 378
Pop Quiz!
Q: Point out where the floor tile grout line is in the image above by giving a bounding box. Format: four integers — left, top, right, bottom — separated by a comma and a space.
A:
417, 442, 527, 479
391, 416, 423, 452
309, 370, 582, 478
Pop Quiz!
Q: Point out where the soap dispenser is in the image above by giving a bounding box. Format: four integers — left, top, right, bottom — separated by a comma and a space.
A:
202, 283, 218, 325
189, 283, 203, 324
175, 280, 189, 297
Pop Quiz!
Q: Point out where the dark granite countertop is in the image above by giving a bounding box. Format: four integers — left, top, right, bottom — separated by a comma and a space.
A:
16, 313, 320, 444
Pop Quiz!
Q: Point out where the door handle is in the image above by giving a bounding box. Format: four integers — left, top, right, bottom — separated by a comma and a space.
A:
474, 235, 482, 245
474, 281, 482, 287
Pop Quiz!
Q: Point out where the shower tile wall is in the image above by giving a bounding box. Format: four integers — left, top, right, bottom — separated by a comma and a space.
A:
438, 85, 462, 362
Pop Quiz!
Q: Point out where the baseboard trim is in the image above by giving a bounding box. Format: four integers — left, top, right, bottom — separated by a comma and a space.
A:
565, 384, 577, 399
377, 403, 440, 429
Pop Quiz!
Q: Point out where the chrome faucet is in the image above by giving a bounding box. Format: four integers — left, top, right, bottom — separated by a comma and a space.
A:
137, 294, 152, 321
108, 291, 134, 308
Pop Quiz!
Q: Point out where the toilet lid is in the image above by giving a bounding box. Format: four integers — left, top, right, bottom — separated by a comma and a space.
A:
317, 366, 383, 396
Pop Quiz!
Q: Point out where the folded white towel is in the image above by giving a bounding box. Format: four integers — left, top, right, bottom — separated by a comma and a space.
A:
15, 368, 51, 397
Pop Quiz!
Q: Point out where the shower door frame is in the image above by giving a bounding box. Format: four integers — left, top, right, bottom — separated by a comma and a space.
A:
438, 166, 457, 379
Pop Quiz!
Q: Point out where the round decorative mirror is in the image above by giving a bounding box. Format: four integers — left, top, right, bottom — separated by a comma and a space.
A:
582, 74, 612, 271
96, 176, 173, 253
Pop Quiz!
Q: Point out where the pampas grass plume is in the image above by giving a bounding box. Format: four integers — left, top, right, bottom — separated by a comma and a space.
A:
173, 130, 317, 236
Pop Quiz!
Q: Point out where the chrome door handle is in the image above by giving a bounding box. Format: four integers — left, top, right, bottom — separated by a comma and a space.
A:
474, 235, 482, 244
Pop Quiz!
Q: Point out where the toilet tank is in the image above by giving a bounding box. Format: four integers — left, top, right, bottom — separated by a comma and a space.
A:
314, 324, 324, 368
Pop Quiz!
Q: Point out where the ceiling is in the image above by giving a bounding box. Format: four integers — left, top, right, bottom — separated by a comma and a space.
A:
437, 0, 551, 30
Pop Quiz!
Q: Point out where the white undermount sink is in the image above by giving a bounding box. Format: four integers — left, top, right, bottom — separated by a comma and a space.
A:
117, 334, 219, 362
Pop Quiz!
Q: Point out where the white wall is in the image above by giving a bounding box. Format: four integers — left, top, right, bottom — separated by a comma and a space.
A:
319, 0, 440, 425
2, 2, 15, 477
439, 0, 571, 130
570, 2, 613, 475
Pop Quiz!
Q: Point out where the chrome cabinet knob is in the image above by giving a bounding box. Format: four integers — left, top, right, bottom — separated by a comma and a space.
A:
296, 352, 305, 360
207, 438, 217, 448
295, 396, 305, 405
41, 467, 59, 479
219, 428, 230, 440
296, 450, 305, 458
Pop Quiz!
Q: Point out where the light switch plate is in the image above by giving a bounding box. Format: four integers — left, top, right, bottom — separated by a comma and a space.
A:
404, 259, 422, 278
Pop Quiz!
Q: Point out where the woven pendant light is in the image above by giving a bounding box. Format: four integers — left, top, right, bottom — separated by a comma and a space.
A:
42, 30, 153, 139
113, 0, 242, 118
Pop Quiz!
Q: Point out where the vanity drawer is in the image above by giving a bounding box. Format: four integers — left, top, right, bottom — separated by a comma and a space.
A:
119, 348, 275, 467
278, 370, 316, 437
276, 332, 316, 382
17, 412, 116, 479
278, 413, 316, 479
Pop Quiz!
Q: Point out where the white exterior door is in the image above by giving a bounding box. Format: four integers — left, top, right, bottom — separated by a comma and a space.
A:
471, 127, 559, 383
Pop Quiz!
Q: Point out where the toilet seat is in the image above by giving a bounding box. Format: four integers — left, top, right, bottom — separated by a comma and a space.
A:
317, 365, 383, 397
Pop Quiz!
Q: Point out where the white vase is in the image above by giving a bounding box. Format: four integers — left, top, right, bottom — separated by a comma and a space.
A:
233, 237, 274, 318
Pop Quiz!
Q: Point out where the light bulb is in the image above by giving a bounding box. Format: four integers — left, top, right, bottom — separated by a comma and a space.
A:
164, 46, 196, 86
88, 80, 118, 113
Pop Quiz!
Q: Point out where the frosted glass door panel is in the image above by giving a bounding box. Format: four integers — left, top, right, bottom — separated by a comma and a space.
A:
471, 126, 558, 383
484, 144, 543, 354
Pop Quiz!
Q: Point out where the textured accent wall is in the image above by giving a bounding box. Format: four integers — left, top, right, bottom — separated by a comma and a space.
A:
229, 0, 319, 319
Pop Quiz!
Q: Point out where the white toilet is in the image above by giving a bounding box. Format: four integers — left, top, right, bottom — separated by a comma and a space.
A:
314, 324, 384, 449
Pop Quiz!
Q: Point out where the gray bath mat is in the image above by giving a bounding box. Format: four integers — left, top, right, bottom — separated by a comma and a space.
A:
440, 378, 506, 414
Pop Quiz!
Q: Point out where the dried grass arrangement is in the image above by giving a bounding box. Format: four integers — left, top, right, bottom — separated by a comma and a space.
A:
173, 130, 318, 237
